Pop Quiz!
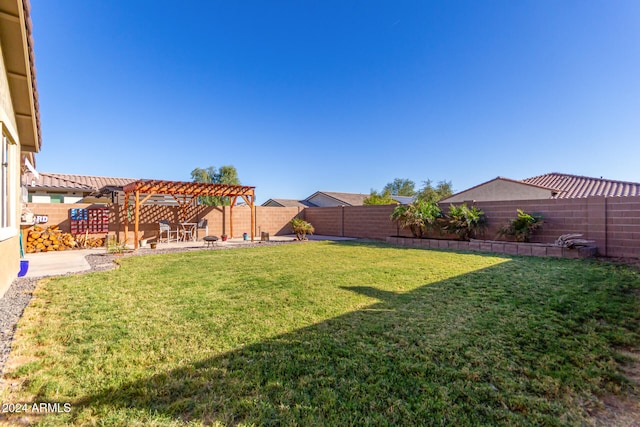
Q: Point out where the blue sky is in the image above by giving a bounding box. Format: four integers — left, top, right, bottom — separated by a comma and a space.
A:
30, 1, 640, 204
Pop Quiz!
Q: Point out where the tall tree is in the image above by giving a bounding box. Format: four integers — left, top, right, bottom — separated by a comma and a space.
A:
416, 179, 453, 202
383, 178, 416, 196
191, 165, 241, 206
364, 189, 397, 205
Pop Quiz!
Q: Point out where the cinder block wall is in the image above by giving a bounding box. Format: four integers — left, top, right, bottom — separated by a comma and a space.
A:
343, 205, 403, 240
26, 203, 302, 242
304, 207, 345, 237
26, 203, 93, 232
303, 196, 640, 258
607, 198, 640, 258
23, 197, 640, 258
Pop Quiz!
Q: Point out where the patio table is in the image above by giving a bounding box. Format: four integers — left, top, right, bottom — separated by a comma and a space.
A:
178, 222, 197, 242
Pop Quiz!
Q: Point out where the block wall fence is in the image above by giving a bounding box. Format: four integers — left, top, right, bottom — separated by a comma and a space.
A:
305, 196, 640, 259
26, 203, 303, 243
25, 195, 640, 258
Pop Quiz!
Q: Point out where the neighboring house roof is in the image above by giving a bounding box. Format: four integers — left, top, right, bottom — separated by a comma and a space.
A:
522, 173, 640, 199
441, 172, 640, 203
262, 199, 317, 208
22, 172, 138, 193
306, 191, 369, 206
263, 192, 415, 207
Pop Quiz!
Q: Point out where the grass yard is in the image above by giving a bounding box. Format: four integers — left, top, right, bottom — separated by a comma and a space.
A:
2, 241, 640, 426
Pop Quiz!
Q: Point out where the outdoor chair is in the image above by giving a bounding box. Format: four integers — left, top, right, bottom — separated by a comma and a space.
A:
159, 220, 178, 243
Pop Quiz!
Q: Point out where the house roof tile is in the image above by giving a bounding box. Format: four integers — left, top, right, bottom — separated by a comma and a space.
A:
306, 191, 368, 206
22, 172, 138, 193
522, 173, 640, 198
262, 199, 317, 207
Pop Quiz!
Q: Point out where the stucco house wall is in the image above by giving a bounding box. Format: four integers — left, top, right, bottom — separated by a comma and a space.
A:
441, 178, 554, 203
0, 0, 41, 297
0, 35, 22, 295
305, 193, 345, 207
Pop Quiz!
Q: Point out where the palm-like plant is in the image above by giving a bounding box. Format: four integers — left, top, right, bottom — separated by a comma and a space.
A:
290, 218, 314, 240
444, 204, 486, 240
498, 209, 543, 242
390, 199, 442, 238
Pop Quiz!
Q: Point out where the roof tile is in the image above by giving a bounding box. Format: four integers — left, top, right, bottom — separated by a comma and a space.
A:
522, 173, 640, 199
22, 172, 138, 192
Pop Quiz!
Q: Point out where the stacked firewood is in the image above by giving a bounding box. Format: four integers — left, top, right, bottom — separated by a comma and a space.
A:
25, 225, 77, 253
74, 233, 106, 248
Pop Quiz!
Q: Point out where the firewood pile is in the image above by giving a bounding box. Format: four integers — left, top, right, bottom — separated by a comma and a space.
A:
75, 233, 106, 249
24, 226, 106, 253
555, 233, 595, 248
25, 225, 76, 253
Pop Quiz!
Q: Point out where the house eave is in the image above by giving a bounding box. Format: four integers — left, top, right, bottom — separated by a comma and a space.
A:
0, 1, 41, 153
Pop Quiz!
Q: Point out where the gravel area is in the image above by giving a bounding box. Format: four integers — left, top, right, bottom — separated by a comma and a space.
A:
0, 239, 303, 376
0, 276, 38, 375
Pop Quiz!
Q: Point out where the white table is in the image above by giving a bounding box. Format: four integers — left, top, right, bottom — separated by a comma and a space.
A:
178, 222, 197, 242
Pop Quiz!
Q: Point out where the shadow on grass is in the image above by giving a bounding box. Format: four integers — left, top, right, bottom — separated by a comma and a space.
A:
69, 258, 639, 426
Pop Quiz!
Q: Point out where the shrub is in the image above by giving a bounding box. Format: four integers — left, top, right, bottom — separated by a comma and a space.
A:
498, 209, 544, 242
290, 218, 314, 240
443, 204, 486, 240
390, 199, 442, 238
364, 190, 397, 205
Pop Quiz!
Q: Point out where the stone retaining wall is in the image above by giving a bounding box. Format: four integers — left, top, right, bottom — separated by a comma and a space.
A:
386, 236, 598, 259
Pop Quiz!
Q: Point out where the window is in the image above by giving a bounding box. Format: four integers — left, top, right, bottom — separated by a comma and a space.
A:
0, 130, 17, 240
50, 194, 63, 204
1, 134, 8, 228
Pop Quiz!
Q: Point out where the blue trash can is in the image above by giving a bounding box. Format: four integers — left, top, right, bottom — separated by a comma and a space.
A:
18, 260, 29, 277
243, 232, 249, 241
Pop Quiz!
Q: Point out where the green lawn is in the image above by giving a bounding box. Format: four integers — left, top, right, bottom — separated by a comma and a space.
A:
3, 241, 640, 426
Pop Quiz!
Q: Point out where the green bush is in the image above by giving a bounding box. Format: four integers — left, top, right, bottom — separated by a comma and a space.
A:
498, 209, 544, 242
390, 199, 442, 238
290, 218, 314, 240
443, 204, 486, 240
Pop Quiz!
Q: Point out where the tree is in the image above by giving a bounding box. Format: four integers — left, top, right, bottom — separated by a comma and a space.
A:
383, 178, 416, 197
191, 165, 241, 206
416, 179, 453, 202
364, 189, 397, 205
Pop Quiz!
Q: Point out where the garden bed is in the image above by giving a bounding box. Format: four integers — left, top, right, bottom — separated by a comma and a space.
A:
387, 236, 598, 259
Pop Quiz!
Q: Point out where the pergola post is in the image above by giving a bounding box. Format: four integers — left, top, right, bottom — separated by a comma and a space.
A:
123, 192, 129, 244
251, 197, 255, 242
134, 190, 140, 249
230, 196, 238, 238
241, 194, 255, 242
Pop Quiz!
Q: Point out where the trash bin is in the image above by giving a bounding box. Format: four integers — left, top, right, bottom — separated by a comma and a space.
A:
18, 260, 29, 277
261, 232, 270, 242
243, 232, 249, 241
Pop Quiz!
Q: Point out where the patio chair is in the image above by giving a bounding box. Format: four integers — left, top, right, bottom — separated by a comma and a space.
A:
197, 219, 208, 240
159, 220, 178, 243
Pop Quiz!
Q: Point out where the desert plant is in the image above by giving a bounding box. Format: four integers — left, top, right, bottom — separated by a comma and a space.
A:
498, 209, 544, 242
290, 218, 314, 240
390, 199, 442, 238
444, 204, 486, 240
106, 236, 129, 254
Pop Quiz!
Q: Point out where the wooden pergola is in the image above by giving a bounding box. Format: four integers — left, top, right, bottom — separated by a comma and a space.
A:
122, 179, 256, 249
